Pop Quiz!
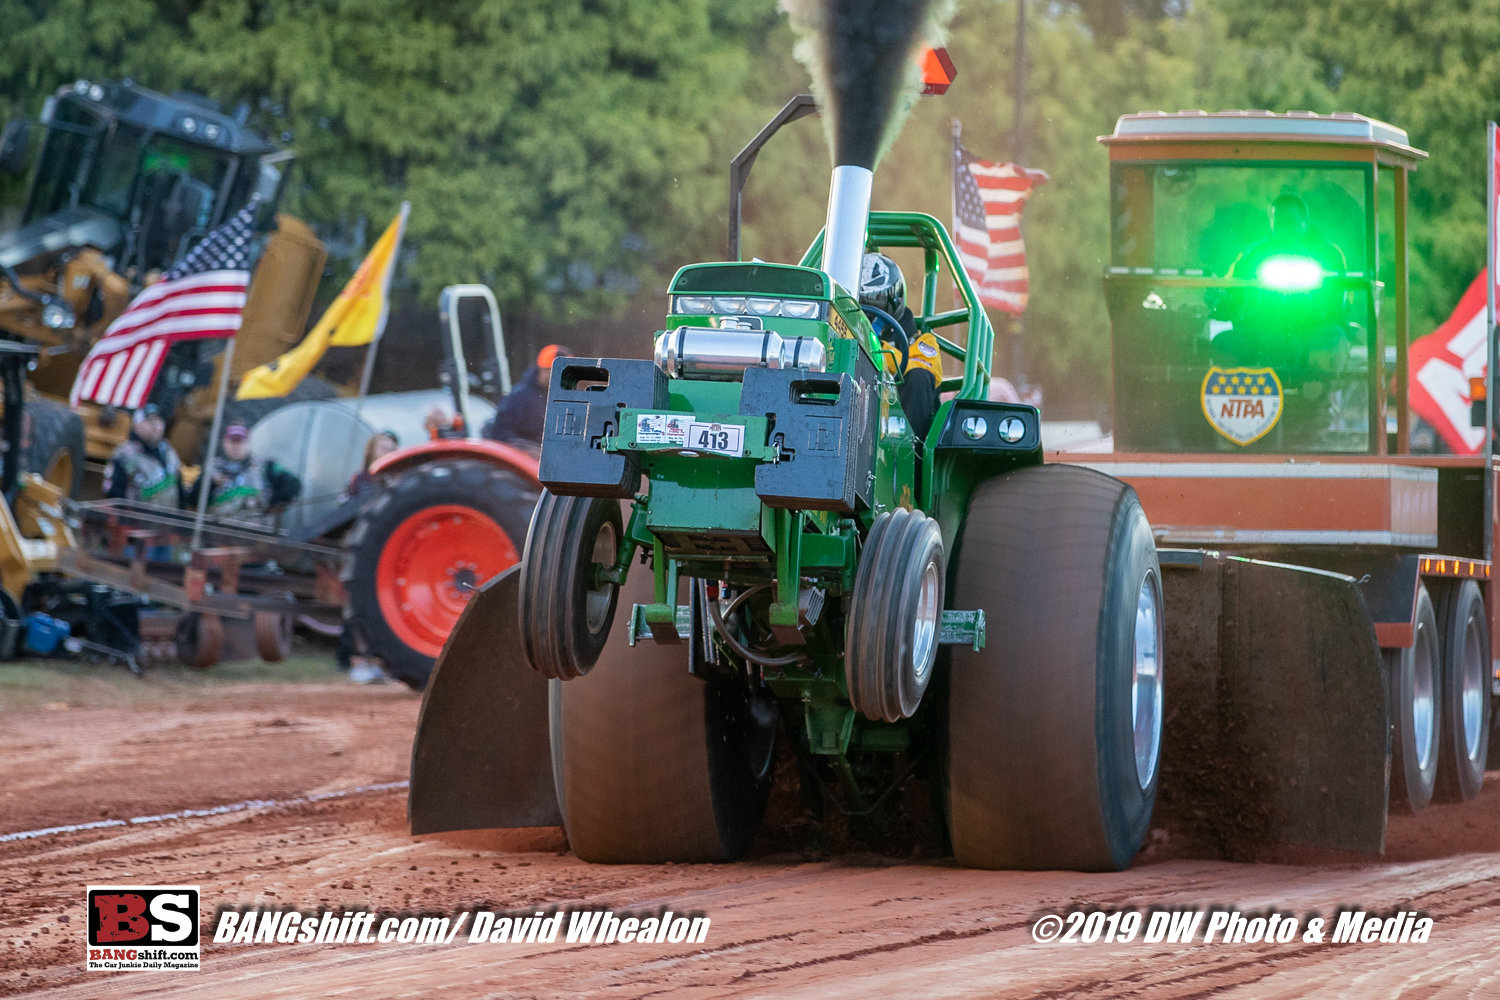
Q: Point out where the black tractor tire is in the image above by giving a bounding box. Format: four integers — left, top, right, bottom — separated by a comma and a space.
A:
24, 396, 86, 497
846, 507, 945, 722
519, 490, 623, 681
1433, 579, 1490, 803
1388, 583, 1441, 814
550, 559, 778, 863
344, 459, 537, 691
945, 464, 1163, 871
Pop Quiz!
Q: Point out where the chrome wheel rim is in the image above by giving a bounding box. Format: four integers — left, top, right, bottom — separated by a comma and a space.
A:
1132, 574, 1163, 789
584, 521, 616, 634
1461, 612, 1485, 762
911, 559, 940, 685
1413, 621, 1437, 771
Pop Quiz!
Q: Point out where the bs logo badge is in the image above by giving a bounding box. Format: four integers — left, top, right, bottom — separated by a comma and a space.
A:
86, 886, 200, 971
1201, 366, 1283, 446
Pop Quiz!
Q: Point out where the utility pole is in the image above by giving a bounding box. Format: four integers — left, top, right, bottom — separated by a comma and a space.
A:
1010, 0, 1028, 388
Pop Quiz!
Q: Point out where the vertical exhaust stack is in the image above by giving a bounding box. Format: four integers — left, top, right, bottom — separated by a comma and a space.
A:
821, 165, 873, 294
783, 0, 956, 293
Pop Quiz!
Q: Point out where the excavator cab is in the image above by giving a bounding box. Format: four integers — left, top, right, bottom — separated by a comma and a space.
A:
0, 79, 286, 283
0, 80, 296, 490
1101, 112, 1425, 454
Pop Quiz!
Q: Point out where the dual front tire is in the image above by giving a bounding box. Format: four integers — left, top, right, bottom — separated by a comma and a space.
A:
846, 507, 944, 722
519, 491, 622, 681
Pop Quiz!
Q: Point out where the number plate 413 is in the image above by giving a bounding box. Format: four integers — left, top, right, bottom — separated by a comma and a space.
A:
686, 422, 744, 458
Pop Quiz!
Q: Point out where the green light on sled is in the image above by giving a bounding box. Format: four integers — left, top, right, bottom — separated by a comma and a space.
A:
1256, 255, 1325, 292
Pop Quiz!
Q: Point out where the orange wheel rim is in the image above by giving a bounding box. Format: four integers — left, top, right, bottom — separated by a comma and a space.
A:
375, 504, 518, 658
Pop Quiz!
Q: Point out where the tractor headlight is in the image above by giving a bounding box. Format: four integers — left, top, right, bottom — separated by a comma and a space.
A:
671, 295, 826, 320
1256, 255, 1325, 292
778, 300, 822, 319
674, 296, 714, 314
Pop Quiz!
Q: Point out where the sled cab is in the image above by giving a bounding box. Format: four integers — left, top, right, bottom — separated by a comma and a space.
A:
1100, 111, 1427, 455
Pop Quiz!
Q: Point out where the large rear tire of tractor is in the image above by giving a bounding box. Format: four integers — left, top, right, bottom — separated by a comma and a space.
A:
519, 491, 623, 680
24, 396, 86, 498
550, 563, 778, 863
344, 459, 536, 691
946, 464, 1162, 871
1434, 580, 1490, 803
1388, 583, 1441, 814
846, 507, 944, 722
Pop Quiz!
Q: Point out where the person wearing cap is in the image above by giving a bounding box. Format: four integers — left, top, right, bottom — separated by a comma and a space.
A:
103, 404, 183, 507
482, 344, 573, 446
183, 422, 302, 526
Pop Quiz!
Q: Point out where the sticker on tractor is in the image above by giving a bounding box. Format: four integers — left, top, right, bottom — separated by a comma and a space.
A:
636, 414, 688, 446
686, 422, 745, 457
1201, 366, 1283, 446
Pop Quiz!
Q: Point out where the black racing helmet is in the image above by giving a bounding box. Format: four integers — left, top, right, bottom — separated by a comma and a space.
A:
858, 253, 905, 316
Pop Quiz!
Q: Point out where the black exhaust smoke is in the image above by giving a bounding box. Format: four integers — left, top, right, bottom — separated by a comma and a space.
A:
781, 0, 955, 169
782, 0, 955, 291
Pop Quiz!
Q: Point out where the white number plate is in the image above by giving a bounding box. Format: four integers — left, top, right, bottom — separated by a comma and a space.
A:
686, 422, 744, 457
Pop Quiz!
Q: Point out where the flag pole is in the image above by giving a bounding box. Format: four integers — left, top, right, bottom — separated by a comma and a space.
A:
953, 118, 973, 382
188, 194, 264, 552
351, 202, 410, 430
190, 338, 235, 551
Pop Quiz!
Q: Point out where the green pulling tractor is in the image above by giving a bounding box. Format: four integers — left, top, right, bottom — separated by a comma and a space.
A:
410, 206, 1165, 872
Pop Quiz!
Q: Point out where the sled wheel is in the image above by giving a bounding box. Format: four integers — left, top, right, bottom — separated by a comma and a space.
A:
846, 507, 944, 722
1434, 580, 1490, 803
175, 612, 223, 669
1388, 583, 1441, 814
345, 459, 536, 690
24, 397, 86, 497
945, 464, 1162, 871
519, 490, 623, 680
551, 557, 777, 863
254, 592, 296, 663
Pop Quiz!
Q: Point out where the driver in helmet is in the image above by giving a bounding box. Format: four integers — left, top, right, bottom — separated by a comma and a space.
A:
860, 253, 942, 443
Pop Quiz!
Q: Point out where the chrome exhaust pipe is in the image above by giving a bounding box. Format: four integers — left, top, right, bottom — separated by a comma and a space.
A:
820, 164, 873, 296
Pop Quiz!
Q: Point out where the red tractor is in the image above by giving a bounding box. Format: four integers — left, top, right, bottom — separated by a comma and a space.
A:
338, 285, 541, 688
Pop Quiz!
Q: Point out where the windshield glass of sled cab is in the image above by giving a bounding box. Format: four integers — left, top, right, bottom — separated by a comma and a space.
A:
1107, 162, 1381, 455
1111, 162, 1370, 277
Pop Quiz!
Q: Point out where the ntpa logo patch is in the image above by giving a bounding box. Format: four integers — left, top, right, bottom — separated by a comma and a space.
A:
1201, 366, 1283, 445
86, 886, 200, 971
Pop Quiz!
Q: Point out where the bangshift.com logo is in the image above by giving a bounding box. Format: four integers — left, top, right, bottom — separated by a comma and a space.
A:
86, 886, 200, 971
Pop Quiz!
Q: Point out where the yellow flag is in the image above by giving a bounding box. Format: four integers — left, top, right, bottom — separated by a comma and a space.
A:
236, 203, 409, 400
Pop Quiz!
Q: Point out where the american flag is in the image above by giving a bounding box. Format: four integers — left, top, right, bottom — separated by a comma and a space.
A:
952, 138, 1047, 315
70, 203, 258, 408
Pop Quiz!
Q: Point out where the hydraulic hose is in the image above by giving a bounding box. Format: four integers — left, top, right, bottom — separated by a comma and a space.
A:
706, 584, 807, 668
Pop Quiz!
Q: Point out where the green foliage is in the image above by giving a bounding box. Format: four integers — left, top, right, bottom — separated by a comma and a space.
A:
1217, 0, 1500, 339
0, 0, 783, 318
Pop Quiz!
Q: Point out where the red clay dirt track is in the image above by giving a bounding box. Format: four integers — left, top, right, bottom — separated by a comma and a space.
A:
3, 672, 1500, 999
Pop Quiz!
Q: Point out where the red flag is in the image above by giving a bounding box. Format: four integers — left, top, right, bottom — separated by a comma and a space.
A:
1410, 270, 1488, 454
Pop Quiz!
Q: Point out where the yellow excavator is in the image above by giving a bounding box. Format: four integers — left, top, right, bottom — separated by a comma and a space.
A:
0, 78, 326, 495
